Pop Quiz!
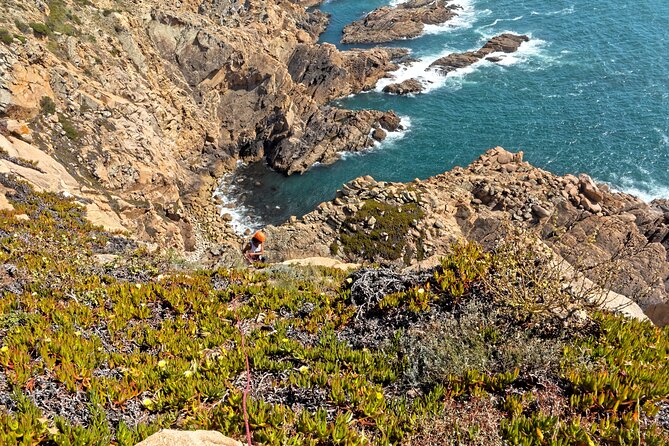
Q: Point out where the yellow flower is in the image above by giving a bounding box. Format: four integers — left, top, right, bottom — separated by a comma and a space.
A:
157, 360, 167, 369
417, 288, 425, 294
346, 278, 353, 284
298, 365, 309, 374
375, 392, 383, 400
183, 370, 193, 378
142, 398, 154, 409
0, 346, 8, 353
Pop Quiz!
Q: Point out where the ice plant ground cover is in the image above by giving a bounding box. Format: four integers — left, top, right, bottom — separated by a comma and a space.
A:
0, 174, 668, 445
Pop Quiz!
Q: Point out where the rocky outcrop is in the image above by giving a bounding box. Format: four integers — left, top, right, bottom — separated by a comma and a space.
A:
0, 0, 404, 253
342, 0, 461, 44
268, 147, 669, 321
383, 79, 425, 95
147, 9, 402, 174
431, 34, 529, 73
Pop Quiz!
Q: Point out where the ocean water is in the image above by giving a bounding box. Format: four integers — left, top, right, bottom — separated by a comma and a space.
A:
216, 0, 669, 231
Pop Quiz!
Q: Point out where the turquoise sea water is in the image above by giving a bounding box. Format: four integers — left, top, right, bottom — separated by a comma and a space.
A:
217, 0, 669, 230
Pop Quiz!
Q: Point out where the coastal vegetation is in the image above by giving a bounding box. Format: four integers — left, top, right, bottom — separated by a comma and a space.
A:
0, 176, 667, 445
339, 200, 424, 263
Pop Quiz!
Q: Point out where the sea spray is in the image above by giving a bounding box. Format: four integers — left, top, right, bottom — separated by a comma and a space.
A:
213, 162, 265, 235
376, 35, 547, 95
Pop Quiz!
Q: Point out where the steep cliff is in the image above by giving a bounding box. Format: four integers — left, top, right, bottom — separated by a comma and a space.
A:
0, 0, 401, 252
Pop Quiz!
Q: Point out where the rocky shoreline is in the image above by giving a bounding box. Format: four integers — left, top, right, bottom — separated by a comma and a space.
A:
264, 147, 669, 326
381, 33, 530, 95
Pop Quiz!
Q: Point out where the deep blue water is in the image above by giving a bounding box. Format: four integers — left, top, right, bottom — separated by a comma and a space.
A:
217, 0, 669, 231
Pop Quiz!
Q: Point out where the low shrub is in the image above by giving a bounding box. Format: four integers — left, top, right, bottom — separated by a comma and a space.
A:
58, 113, 80, 140
340, 199, 424, 263
14, 20, 31, 33
40, 96, 56, 115
1, 182, 667, 445
29, 22, 50, 36
0, 29, 14, 44
46, 0, 79, 36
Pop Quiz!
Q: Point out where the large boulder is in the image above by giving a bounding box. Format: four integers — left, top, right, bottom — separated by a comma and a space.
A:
135, 430, 242, 446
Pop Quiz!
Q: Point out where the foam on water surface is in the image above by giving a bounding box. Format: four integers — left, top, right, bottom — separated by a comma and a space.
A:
377, 33, 550, 95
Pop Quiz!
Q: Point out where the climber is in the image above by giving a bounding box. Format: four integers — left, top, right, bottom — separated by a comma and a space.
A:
244, 230, 266, 263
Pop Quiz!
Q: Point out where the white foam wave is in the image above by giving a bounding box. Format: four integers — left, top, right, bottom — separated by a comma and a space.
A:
212, 162, 264, 235
378, 33, 549, 94
608, 176, 669, 202
530, 6, 574, 16
375, 47, 457, 94
656, 127, 669, 147
423, 0, 489, 35
487, 37, 547, 67
478, 15, 524, 30
341, 116, 412, 159
385, 0, 485, 35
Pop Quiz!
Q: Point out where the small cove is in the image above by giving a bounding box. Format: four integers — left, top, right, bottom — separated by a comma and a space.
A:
217, 0, 669, 231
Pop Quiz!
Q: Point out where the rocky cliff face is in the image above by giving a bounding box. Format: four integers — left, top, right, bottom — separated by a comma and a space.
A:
0, 0, 402, 252
267, 147, 669, 324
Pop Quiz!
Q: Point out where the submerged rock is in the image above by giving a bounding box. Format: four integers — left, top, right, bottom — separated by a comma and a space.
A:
431, 33, 530, 73
382, 78, 425, 95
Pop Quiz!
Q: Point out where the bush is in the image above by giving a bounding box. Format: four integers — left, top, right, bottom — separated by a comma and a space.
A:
340, 199, 424, 263
0, 29, 13, 44
14, 20, 31, 33
58, 113, 80, 140
28, 22, 50, 36
46, 0, 79, 36
399, 299, 565, 389
483, 230, 578, 321
40, 96, 56, 115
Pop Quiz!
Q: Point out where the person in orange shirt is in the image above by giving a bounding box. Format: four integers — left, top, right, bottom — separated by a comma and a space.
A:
244, 230, 266, 263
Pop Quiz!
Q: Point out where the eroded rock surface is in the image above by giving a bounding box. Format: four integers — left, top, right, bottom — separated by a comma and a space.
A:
342, 0, 461, 44
431, 33, 529, 73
